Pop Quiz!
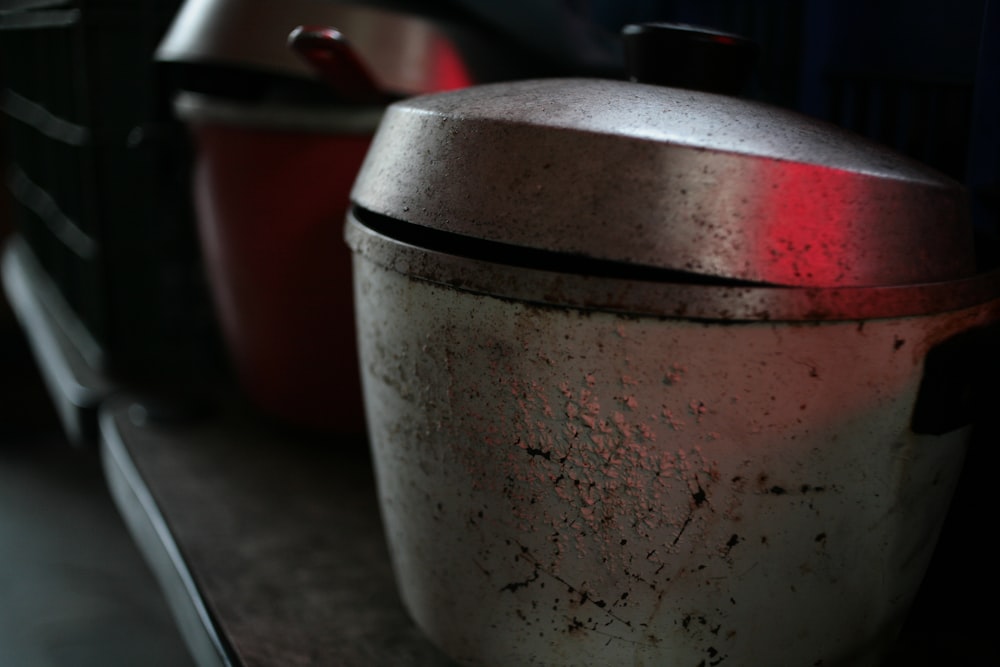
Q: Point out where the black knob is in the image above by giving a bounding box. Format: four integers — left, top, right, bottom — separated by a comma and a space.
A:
622, 23, 758, 95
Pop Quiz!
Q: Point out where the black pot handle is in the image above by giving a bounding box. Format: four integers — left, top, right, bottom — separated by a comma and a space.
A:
911, 321, 1000, 435
621, 22, 759, 95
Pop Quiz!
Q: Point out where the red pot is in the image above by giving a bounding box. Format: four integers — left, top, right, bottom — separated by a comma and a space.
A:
178, 94, 382, 432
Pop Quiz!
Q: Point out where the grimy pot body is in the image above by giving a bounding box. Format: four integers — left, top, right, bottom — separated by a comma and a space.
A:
352, 249, 996, 667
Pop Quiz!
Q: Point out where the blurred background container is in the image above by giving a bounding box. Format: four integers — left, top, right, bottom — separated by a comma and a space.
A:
156, 0, 574, 434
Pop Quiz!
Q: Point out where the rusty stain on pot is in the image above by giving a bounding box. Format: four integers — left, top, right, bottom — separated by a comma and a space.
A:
434, 345, 750, 646
488, 370, 715, 548
435, 338, 795, 653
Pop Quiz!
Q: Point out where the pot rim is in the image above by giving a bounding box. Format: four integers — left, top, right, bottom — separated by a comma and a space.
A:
173, 91, 385, 134
346, 210, 1000, 322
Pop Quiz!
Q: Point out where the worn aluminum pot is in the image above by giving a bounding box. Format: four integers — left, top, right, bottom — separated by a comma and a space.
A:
345, 77, 1000, 666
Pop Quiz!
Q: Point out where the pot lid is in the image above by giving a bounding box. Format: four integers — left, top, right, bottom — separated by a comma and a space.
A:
156, 0, 505, 97
350, 76, 976, 288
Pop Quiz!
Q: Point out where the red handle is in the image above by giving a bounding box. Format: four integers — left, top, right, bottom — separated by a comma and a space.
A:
288, 25, 388, 104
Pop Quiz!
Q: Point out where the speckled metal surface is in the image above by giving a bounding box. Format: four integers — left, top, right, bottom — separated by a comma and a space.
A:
351, 78, 974, 288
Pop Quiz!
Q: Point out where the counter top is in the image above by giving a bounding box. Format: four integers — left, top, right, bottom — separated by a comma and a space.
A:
99, 395, 455, 667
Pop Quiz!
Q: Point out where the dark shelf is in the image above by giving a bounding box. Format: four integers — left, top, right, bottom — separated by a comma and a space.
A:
99, 395, 455, 667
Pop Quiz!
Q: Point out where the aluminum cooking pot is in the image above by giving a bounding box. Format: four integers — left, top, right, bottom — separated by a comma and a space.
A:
345, 24, 1000, 667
